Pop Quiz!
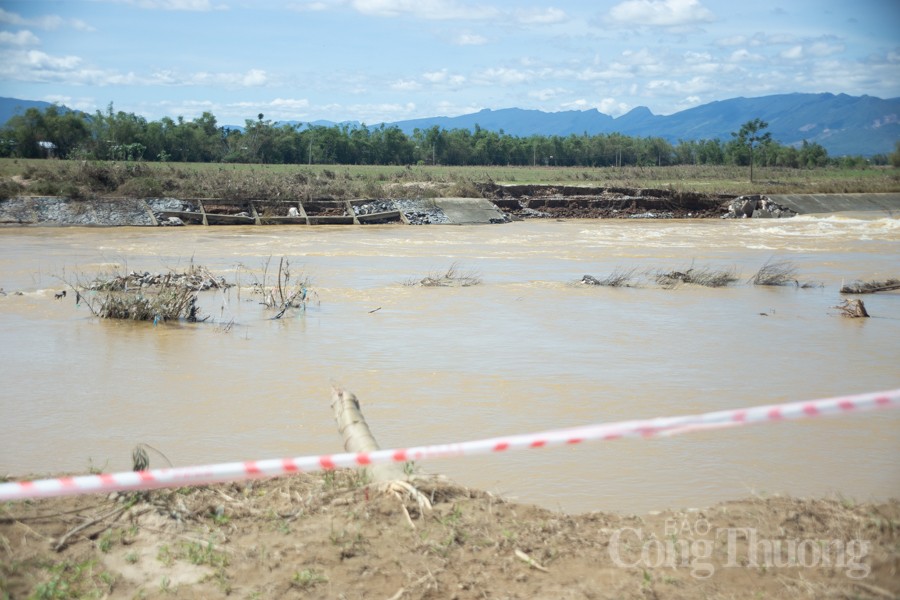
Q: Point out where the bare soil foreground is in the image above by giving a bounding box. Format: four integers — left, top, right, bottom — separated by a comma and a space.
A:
2, 471, 898, 599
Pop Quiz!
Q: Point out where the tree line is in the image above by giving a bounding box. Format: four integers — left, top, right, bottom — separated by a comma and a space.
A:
1, 103, 892, 169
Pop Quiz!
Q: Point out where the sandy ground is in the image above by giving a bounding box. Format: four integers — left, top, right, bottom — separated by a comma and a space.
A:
2, 470, 898, 599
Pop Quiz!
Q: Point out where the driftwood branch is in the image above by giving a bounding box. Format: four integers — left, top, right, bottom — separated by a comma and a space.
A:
835, 299, 870, 318
330, 387, 407, 483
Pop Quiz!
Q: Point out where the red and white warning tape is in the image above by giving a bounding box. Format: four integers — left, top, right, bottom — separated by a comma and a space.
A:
1, 388, 898, 502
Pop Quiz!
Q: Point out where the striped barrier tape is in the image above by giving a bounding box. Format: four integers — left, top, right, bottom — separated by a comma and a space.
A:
1, 388, 898, 502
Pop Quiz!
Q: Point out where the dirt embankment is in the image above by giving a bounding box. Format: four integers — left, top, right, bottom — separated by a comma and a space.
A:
2, 471, 897, 599
481, 184, 729, 219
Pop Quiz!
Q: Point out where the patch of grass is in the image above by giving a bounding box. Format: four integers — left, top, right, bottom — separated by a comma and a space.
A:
2, 159, 895, 200
180, 540, 228, 568
30, 559, 114, 600
291, 568, 328, 589
156, 545, 174, 567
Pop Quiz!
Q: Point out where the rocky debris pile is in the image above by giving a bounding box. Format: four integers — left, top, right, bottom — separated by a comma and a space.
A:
518, 205, 551, 218
629, 211, 674, 219
89, 266, 231, 292
722, 195, 796, 219
0, 196, 154, 226
146, 198, 198, 213
352, 200, 396, 216
395, 199, 450, 224
146, 198, 198, 225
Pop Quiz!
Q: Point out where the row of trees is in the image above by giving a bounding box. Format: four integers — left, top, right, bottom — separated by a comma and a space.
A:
0, 103, 886, 169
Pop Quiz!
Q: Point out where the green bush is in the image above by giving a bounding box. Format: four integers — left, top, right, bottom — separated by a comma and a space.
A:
119, 176, 163, 198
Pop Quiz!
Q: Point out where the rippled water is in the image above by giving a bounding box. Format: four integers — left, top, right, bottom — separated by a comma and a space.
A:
1, 216, 898, 514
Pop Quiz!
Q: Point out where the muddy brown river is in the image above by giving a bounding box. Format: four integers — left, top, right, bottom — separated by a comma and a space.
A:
1, 216, 898, 514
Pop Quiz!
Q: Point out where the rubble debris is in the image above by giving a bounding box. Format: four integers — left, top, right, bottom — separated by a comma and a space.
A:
722, 195, 796, 219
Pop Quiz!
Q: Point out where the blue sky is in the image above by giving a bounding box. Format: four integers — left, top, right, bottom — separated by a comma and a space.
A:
0, 0, 898, 125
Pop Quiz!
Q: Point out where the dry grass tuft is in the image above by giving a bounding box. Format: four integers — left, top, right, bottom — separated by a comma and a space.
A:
750, 259, 799, 286
580, 268, 638, 287
655, 265, 739, 288
405, 262, 482, 287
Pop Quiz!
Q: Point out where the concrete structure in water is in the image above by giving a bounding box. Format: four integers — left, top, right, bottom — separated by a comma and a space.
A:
0, 192, 897, 226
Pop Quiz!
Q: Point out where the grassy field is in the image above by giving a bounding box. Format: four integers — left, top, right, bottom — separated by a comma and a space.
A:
1, 158, 897, 200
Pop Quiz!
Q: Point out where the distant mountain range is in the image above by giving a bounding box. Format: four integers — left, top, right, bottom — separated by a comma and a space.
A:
384, 93, 900, 157
0, 97, 59, 123
3, 93, 898, 156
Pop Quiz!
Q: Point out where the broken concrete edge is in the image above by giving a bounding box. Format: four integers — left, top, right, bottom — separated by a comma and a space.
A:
0, 190, 853, 226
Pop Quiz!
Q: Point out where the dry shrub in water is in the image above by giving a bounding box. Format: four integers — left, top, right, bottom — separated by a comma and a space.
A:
405, 262, 482, 287
581, 268, 637, 287
655, 265, 738, 288
840, 278, 900, 294
834, 298, 870, 318
750, 259, 798, 286
86, 281, 202, 322
71, 263, 228, 322
248, 256, 318, 319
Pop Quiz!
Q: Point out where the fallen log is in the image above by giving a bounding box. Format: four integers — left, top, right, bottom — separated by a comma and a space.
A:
330, 387, 433, 523
330, 387, 407, 483
840, 278, 900, 294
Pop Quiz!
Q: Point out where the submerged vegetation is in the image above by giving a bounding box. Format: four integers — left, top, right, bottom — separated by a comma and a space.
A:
404, 263, 482, 287
70, 263, 227, 322
62, 258, 319, 324
579, 259, 829, 290
655, 265, 739, 288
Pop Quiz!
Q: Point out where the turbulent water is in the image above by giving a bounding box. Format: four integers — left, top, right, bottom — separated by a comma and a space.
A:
1, 216, 898, 514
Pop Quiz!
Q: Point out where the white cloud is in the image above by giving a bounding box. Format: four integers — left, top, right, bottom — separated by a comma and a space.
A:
391, 78, 422, 91
514, 7, 567, 25
19, 50, 82, 70
807, 41, 844, 57
149, 68, 268, 87
715, 35, 746, 47
453, 33, 487, 46
118, 0, 227, 10
597, 98, 630, 116
0, 30, 40, 46
269, 98, 311, 110
340, 100, 417, 122
287, 1, 331, 10
646, 76, 712, 95
780, 46, 804, 60
747, 33, 798, 47
528, 87, 566, 101
43, 95, 98, 112
0, 8, 94, 31
608, 0, 714, 27
349, 0, 498, 20
241, 69, 267, 86
729, 49, 764, 62
474, 67, 531, 85
422, 69, 465, 85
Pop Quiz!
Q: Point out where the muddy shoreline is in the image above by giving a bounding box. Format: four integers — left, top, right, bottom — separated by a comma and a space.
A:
2, 471, 898, 599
